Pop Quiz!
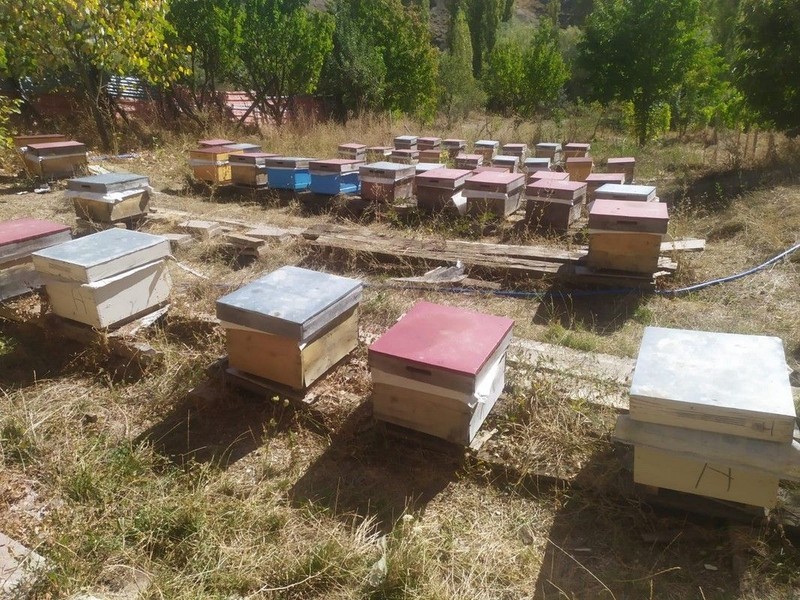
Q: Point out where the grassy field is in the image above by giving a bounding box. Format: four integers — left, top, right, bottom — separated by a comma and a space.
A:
1, 114, 799, 599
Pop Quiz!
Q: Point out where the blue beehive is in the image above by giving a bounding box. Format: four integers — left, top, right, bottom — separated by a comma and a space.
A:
309, 159, 362, 195
265, 157, 313, 191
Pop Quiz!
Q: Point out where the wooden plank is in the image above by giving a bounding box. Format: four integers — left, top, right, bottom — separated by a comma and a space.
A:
615, 414, 800, 481
661, 238, 706, 252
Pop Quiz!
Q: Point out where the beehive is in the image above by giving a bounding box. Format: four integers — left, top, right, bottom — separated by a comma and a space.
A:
370, 301, 513, 445
502, 143, 527, 164
31, 229, 171, 328
366, 146, 393, 162
491, 155, 518, 173
394, 135, 418, 150
620, 327, 796, 508
309, 159, 362, 195
563, 142, 591, 158
415, 168, 471, 213
594, 183, 657, 203
217, 266, 362, 390
338, 143, 367, 161
525, 180, 587, 232
360, 162, 416, 202
534, 142, 562, 162
0, 219, 72, 301
442, 139, 467, 159
606, 157, 636, 183
390, 149, 419, 165
524, 157, 551, 173
565, 156, 593, 182
230, 152, 279, 187
189, 147, 237, 184
23, 141, 88, 179
474, 140, 500, 162
419, 150, 444, 163
463, 171, 525, 217
417, 137, 441, 151
587, 199, 668, 273
199, 138, 235, 147
455, 154, 483, 170
264, 157, 313, 191
585, 173, 626, 202
223, 142, 262, 154
67, 173, 151, 223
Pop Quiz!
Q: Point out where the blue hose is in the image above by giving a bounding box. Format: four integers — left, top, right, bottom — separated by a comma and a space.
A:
368, 242, 800, 300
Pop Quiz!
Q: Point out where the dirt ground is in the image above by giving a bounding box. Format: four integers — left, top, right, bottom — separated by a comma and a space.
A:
1, 128, 799, 599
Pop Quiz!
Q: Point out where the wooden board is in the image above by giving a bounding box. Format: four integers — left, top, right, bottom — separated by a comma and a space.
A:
71, 189, 150, 222
630, 327, 796, 442
225, 306, 359, 389
633, 445, 780, 509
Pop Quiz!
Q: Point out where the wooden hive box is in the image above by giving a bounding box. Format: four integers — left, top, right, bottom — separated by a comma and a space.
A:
455, 153, 483, 169
563, 142, 591, 158
415, 168, 471, 213
630, 328, 796, 442
528, 170, 569, 184
417, 137, 441, 151
264, 156, 313, 191
13, 134, 67, 150
524, 157, 551, 173
491, 155, 519, 173
216, 266, 362, 390
394, 135, 418, 150
502, 143, 528, 163
366, 146, 393, 162
534, 142, 562, 162
471, 166, 509, 176
309, 159, 362, 196
594, 183, 657, 203
338, 143, 367, 161
607, 157, 636, 183
67, 173, 151, 223
464, 171, 525, 217
31, 229, 171, 328
359, 162, 416, 202
369, 301, 514, 445
413, 162, 445, 194
474, 140, 500, 161
23, 141, 88, 179
419, 149, 444, 163
230, 152, 279, 188
189, 147, 235, 184
585, 173, 626, 202
442, 139, 467, 159
525, 180, 587, 232
622, 327, 796, 507
587, 199, 668, 273
0, 219, 72, 301
390, 149, 419, 165
565, 156, 594, 182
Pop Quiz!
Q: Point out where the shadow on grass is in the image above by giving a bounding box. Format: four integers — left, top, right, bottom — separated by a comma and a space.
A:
0, 321, 88, 388
290, 400, 462, 534
532, 288, 647, 336
532, 445, 746, 599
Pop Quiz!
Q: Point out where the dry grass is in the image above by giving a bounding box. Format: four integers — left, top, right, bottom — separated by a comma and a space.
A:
1, 115, 799, 598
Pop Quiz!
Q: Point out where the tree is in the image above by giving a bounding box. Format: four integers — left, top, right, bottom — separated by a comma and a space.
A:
320, 0, 438, 120
579, 0, 703, 144
439, 9, 485, 123
237, 0, 334, 127
0, 0, 185, 150
453, 0, 503, 77
319, 0, 387, 120
484, 23, 569, 115
168, 0, 243, 112
734, 0, 800, 134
